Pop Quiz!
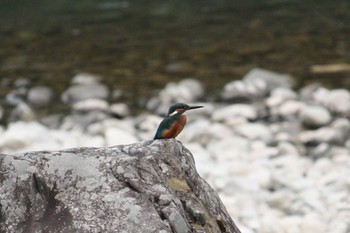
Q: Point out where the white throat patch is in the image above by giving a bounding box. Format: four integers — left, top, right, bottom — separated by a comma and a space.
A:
169, 109, 187, 116
169, 110, 178, 116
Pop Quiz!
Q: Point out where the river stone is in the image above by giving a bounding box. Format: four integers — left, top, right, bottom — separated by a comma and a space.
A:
0, 121, 48, 152
277, 100, 305, 118
278, 142, 299, 156
280, 216, 302, 233
266, 189, 296, 212
244, 68, 293, 89
109, 103, 130, 118
178, 79, 204, 100
298, 118, 350, 146
9, 102, 36, 122
301, 213, 327, 233
72, 73, 101, 85
328, 221, 349, 233
5, 90, 25, 106
207, 122, 235, 139
312, 88, 350, 116
27, 86, 53, 106
234, 123, 273, 144
102, 118, 136, 135
330, 118, 350, 144
299, 83, 322, 102
266, 87, 298, 109
62, 111, 111, 130
221, 79, 265, 101
14, 78, 30, 88
104, 127, 138, 146
249, 141, 279, 159
177, 119, 211, 143
185, 143, 213, 176
147, 78, 204, 115
271, 87, 297, 100
134, 114, 163, 140
212, 104, 258, 123
299, 105, 331, 128
0, 121, 105, 154
0, 139, 241, 233
61, 83, 109, 103
260, 213, 283, 233
72, 98, 109, 112
207, 137, 250, 162
222, 68, 294, 101
299, 128, 342, 146
178, 119, 233, 145
323, 89, 350, 116
39, 114, 64, 129
312, 86, 329, 102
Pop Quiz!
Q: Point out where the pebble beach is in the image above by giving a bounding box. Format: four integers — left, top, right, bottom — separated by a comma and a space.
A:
1, 69, 350, 233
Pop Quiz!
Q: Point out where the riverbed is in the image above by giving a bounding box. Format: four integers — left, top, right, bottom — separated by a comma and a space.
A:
0, 0, 349, 118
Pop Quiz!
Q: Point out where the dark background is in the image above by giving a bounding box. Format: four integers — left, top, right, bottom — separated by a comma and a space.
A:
1, 0, 349, 113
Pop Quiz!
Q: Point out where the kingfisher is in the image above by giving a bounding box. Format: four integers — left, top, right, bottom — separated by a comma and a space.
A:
154, 103, 203, 140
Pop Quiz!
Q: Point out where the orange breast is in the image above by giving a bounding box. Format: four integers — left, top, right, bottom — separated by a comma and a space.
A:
162, 114, 187, 138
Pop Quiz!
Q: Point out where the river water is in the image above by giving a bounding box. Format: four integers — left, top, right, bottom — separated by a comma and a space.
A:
0, 0, 349, 114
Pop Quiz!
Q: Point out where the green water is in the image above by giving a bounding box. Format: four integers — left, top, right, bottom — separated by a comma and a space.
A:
0, 0, 349, 115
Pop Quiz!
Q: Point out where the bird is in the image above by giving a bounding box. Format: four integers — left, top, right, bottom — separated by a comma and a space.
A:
154, 103, 203, 139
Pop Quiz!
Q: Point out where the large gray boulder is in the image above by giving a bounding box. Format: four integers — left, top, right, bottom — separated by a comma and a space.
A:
0, 139, 240, 233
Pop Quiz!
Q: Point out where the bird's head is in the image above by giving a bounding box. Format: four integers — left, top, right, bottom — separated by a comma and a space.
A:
167, 103, 203, 116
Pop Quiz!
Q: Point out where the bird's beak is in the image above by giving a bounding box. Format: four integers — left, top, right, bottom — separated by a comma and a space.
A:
188, 105, 204, 110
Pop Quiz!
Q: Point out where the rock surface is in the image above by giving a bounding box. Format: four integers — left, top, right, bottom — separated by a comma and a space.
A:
0, 139, 241, 233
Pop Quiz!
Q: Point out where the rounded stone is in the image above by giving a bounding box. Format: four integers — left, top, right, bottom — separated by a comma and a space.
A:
61, 84, 109, 103
221, 79, 265, 101
324, 89, 350, 116
104, 127, 138, 146
222, 68, 293, 101
207, 137, 250, 162
72, 73, 101, 85
135, 114, 162, 136
178, 79, 204, 100
109, 103, 130, 118
27, 86, 54, 106
9, 102, 36, 122
146, 78, 204, 115
299, 105, 331, 128
266, 189, 296, 211
299, 83, 322, 102
212, 104, 258, 122
243, 68, 293, 89
14, 78, 30, 88
278, 100, 305, 117
234, 123, 273, 144
73, 99, 109, 112
271, 87, 297, 100
278, 142, 299, 156
0, 122, 102, 153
